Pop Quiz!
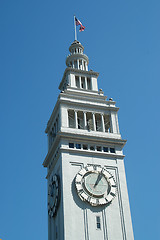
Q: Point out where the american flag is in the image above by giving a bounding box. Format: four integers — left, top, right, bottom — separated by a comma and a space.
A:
79, 25, 85, 32
75, 17, 85, 32
75, 17, 82, 26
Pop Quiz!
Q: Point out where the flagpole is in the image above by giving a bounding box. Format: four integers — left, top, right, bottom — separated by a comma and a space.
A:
74, 15, 77, 41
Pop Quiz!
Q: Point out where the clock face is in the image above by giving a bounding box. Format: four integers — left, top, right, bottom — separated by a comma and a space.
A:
75, 165, 116, 206
48, 174, 60, 217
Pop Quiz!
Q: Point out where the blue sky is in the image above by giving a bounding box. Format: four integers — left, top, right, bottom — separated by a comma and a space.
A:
0, 0, 160, 239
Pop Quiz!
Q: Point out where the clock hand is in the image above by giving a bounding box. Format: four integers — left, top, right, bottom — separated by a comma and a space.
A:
94, 173, 102, 188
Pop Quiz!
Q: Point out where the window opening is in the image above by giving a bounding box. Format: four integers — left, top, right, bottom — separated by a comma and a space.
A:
75, 76, 80, 88
76, 143, 81, 149
104, 115, 111, 132
86, 112, 93, 131
95, 114, 102, 131
79, 60, 82, 69
96, 216, 101, 230
77, 111, 84, 129
68, 110, 75, 128
81, 77, 85, 89
56, 118, 58, 132
90, 146, 95, 151
69, 143, 74, 148
110, 148, 115, 153
103, 147, 108, 152
96, 146, 102, 151
83, 144, 88, 150
87, 77, 91, 90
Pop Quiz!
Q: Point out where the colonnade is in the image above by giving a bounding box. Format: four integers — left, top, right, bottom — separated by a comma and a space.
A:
68, 110, 111, 133
70, 59, 88, 71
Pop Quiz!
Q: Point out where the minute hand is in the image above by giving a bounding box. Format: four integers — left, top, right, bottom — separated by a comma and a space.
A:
94, 174, 102, 188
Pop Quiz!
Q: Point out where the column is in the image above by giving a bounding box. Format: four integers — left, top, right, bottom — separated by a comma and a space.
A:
101, 114, 105, 132
85, 77, 88, 90
77, 59, 79, 69
115, 113, 120, 134
92, 113, 96, 131
75, 111, 78, 129
79, 76, 82, 88
81, 60, 84, 70
72, 60, 74, 68
110, 113, 116, 133
82, 60, 85, 70
83, 112, 87, 129
56, 118, 58, 132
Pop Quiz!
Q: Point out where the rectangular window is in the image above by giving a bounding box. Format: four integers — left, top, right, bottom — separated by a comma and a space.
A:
95, 114, 102, 131
76, 143, 81, 149
77, 111, 84, 129
79, 59, 82, 69
103, 147, 108, 152
86, 112, 93, 131
96, 146, 102, 151
87, 77, 91, 90
69, 143, 74, 148
75, 76, 80, 88
68, 110, 75, 128
96, 216, 101, 230
81, 77, 85, 89
104, 114, 111, 132
110, 148, 115, 153
83, 144, 88, 150
90, 146, 95, 151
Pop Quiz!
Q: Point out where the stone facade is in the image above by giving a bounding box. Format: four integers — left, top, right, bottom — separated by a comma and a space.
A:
43, 40, 134, 240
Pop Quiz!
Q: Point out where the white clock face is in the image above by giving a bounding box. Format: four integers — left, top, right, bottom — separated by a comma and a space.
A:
48, 174, 60, 217
84, 172, 109, 196
75, 165, 116, 206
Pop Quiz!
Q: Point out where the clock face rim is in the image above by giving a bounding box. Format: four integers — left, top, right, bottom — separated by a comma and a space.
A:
75, 165, 117, 206
48, 174, 60, 218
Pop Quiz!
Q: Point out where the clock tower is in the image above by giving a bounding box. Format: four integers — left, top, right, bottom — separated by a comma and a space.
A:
43, 40, 134, 240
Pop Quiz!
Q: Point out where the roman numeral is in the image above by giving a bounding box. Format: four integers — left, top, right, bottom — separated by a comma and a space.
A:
110, 192, 116, 197
78, 189, 84, 194
96, 199, 99, 205
93, 165, 97, 170
75, 181, 81, 184
87, 196, 91, 202
78, 173, 83, 176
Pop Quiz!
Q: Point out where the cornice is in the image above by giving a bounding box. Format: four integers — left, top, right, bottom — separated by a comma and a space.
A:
62, 87, 107, 100
66, 53, 89, 65
45, 99, 60, 133
45, 92, 118, 133
43, 130, 126, 168
59, 67, 99, 90
43, 134, 60, 167
59, 130, 126, 145
59, 97, 119, 112
61, 148, 125, 159
45, 147, 125, 178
